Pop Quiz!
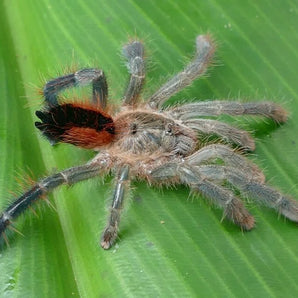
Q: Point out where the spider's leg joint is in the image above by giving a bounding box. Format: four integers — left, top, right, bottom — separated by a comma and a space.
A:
74, 68, 104, 85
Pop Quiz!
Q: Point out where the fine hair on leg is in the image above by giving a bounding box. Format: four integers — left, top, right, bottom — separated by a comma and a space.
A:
169, 100, 288, 123
148, 35, 215, 109
196, 164, 298, 222
186, 144, 265, 182
0, 159, 110, 238
184, 118, 255, 150
150, 163, 255, 230
43, 68, 108, 109
122, 40, 145, 105
100, 165, 130, 249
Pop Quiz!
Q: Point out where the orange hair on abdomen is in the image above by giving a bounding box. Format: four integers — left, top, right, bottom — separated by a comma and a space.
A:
35, 102, 115, 149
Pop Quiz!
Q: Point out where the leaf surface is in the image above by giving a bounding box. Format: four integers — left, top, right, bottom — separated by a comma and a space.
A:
0, 0, 298, 297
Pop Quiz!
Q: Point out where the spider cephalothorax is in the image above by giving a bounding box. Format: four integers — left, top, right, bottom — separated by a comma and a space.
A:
1, 35, 297, 249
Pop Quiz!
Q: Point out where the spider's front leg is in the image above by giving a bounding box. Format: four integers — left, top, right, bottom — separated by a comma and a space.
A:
167, 100, 288, 151
100, 165, 130, 249
0, 158, 110, 242
169, 100, 288, 123
122, 40, 145, 105
148, 35, 215, 109
43, 68, 108, 109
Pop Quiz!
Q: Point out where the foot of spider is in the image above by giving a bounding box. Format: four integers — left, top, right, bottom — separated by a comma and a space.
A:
224, 201, 256, 231
100, 226, 118, 250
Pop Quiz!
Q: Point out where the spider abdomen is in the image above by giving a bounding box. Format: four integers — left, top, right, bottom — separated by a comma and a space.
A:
35, 103, 115, 149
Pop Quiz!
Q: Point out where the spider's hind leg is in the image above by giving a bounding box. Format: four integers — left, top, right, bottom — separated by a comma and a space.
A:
0, 160, 109, 243
238, 179, 298, 223
122, 40, 145, 105
150, 163, 255, 230
197, 164, 298, 223
101, 165, 131, 249
43, 68, 108, 109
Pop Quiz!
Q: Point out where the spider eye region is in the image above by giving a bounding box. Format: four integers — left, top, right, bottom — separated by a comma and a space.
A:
35, 103, 115, 149
165, 123, 173, 135
130, 123, 138, 134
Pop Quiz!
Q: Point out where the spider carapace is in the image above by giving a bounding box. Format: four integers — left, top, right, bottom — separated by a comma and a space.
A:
1, 35, 297, 250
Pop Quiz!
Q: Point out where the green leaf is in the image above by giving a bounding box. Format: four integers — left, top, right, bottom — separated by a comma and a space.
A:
1, 0, 298, 297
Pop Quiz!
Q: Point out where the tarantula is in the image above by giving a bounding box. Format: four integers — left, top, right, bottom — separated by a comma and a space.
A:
0, 35, 297, 249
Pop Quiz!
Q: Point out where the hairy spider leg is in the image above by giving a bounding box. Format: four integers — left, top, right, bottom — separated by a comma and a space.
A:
169, 100, 288, 123
185, 144, 265, 182
0, 161, 109, 238
122, 40, 145, 105
101, 165, 130, 249
148, 35, 215, 109
150, 163, 255, 230
43, 68, 108, 109
196, 165, 298, 223
184, 118, 255, 150
167, 100, 288, 150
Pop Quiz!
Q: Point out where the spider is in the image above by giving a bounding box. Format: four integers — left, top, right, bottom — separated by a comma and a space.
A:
1, 35, 297, 250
